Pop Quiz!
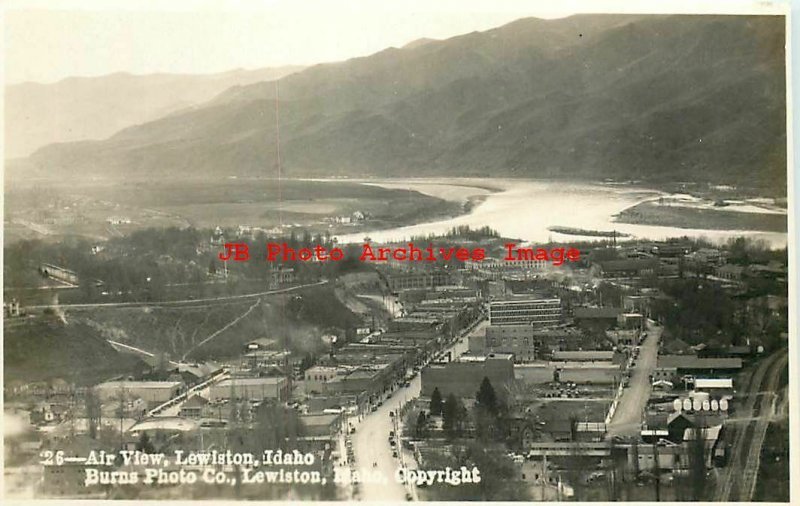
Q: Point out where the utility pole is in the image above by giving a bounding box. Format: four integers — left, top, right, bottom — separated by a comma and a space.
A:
542, 451, 547, 500
117, 381, 127, 449
653, 441, 661, 501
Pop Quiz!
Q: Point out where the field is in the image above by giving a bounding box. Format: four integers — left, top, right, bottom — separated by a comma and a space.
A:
3, 178, 461, 244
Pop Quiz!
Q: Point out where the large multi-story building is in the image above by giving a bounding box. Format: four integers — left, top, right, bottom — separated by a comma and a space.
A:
463, 257, 547, 280
387, 272, 451, 291
473, 325, 538, 362
471, 325, 588, 362
488, 298, 561, 326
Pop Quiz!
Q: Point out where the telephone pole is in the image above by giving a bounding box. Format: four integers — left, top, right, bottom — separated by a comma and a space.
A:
653, 441, 661, 501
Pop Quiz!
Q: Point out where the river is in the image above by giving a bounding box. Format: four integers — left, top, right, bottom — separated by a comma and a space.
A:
334, 178, 787, 248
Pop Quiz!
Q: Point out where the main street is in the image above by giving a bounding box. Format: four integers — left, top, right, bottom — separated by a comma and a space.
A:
607, 320, 662, 436
349, 320, 477, 500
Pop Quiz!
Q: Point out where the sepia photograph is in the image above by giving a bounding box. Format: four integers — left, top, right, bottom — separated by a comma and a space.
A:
2, 0, 794, 502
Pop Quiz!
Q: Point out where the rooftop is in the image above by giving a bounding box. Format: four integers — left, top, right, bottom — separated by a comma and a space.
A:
96, 381, 182, 389
181, 395, 210, 408
215, 377, 285, 387
552, 351, 615, 361
657, 356, 742, 370
574, 307, 623, 319
693, 378, 734, 389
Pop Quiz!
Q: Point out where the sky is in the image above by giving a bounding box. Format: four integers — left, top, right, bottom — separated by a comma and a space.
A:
2, 0, 788, 85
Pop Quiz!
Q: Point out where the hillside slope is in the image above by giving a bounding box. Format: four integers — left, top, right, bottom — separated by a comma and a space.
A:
3, 317, 146, 384
17, 15, 786, 192
5, 66, 304, 158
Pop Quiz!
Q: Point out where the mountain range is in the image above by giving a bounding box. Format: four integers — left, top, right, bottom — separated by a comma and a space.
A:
5, 66, 304, 158
10, 14, 787, 192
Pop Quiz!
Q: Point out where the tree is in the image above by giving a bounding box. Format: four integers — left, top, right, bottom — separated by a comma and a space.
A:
415, 411, 428, 438
687, 424, 708, 501
430, 387, 444, 416
84, 388, 101, 440
136, 432, 156, 453
420, 442, 531, 501
442, 394, 467, 438
475, 377, 498, 416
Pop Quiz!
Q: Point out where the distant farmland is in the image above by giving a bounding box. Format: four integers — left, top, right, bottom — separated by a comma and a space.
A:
4, 178, 460, 243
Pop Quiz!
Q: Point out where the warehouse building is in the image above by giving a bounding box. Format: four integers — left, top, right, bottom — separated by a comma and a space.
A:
210, 377, 289, 402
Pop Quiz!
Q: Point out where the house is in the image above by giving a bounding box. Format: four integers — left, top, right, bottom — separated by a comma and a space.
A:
244, 338, 277, 354
210, 226, 225, 246
269, 267, 295, 289
179, 395, 209, 419
31, 402, 69, 424
177, 361, 223, 383
5, 298, 21, 317
714, 264, 744, 281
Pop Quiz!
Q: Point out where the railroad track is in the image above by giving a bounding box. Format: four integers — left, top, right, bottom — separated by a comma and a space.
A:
714, 350, 786, 501
738, 350, 787, 501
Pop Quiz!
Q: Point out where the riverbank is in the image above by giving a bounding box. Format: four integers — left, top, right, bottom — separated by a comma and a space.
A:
613, 201, 788, 233
331, 178, 787, 248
